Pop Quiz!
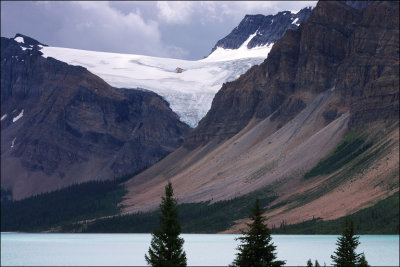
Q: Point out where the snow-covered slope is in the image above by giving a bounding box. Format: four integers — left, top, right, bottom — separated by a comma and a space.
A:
203, 31, 273, 62
38, 7, 314, 127
40, 46, 270, 127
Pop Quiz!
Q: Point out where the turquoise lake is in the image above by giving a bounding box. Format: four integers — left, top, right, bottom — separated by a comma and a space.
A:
1, 233, 398, 266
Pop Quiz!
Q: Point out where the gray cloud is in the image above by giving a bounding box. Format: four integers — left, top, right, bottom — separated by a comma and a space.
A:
1, 1, 317, 60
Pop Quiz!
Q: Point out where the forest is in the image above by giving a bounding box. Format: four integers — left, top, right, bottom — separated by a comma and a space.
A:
2, 177, 398, 234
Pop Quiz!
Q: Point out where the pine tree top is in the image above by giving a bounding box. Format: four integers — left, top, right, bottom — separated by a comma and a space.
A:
232, 199, 285, 267
331, 219, 369, 267
145, 181, 187, 267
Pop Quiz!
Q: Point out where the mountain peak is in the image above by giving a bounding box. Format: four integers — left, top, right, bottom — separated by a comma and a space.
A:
209, 6, 313, 55
14, 33, 47, 47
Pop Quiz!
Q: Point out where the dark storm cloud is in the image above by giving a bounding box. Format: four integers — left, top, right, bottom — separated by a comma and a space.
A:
1, 1, 316, 60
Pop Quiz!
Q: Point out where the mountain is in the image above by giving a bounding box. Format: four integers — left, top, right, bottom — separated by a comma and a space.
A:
184, 1, 383, 148
1, 36, 190, 200
119, 0, 399, 231
37, 8, 311, 127
210, 7, 312, 52
0, 7, 315, 200
2, 1, 398, 234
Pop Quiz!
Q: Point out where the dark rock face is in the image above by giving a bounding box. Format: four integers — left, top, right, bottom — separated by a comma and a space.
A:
337, 1, 399, 127
344, 1, 372, 10
1, 36, 190, 199
185, 1, 399, 148
210, 7, 312, 53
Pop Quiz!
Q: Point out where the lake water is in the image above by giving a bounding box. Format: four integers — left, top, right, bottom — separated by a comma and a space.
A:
1, 233, 398, 266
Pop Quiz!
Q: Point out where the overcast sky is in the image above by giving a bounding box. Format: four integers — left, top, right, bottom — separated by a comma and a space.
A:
1, 1, 317, 60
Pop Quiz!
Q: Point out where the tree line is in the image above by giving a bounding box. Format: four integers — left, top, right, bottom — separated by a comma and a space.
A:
81, 190, 398, 234
3, 179, 397, 234
147, 182, 371, 267
1, 180, 126, 231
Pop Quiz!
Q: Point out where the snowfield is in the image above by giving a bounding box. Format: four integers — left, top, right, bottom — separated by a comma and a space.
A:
40, 38, 273, 127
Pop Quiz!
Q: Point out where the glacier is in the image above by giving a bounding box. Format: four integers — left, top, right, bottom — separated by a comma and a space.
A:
40, 39, 273, 127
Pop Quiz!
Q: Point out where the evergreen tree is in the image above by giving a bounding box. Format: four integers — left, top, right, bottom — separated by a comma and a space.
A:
306, 259, 321, 267
231, 199, 285, 267
358, 253, 370, 267
145, 182, 187, 266
331, 220, 368, 267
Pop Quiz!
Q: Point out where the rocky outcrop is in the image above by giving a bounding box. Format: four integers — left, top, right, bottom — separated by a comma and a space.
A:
12, 33, 47, 47
1, 35, 190, 199
210, 7, 312, 53
185, 1, 399, 148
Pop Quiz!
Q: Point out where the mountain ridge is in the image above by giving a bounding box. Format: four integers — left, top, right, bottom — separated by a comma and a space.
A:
210, 7, 313, 53
120, 1, 399, 231
185, 0, 398, 149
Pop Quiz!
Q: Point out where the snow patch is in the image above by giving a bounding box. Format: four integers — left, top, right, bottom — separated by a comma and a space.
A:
12, 109, 24, 122
14, 36, 24, 43
21, 46, 32, 51
204, 31, 273, 62
291, 5, 315, 14
1, 114, 7, 121
11, 137, 16, 149
292, 18, 300, 26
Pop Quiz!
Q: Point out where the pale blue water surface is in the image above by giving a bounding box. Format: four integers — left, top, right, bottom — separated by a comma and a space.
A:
1, 233, 398, 266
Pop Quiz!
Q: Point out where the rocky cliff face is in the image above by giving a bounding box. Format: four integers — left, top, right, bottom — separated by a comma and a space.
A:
210, 7, 312, 53
1, 36, 190, 199
338, 1, 399, 126
185, 1, 399, 148
120, 1, 398, 230
344, 1, 372, 10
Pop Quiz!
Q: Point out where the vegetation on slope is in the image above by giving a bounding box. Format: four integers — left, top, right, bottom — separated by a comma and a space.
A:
2, 178, 397, 234
1, 178, 277, 233
1, 180, 126, 232
304, 131, 373, 179
3, 124, 397, 234
82, 189, 278, 233
77, 190, 399, 234
271, 191, 399, 234
276, 125, 398, 214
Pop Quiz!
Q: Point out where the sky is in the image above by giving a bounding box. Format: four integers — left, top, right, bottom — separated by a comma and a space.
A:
1, 1, 317, 60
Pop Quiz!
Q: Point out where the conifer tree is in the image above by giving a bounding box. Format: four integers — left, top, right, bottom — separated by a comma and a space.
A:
231, 199, 285, 267
306, 259, 321, 267
358, 253, 370, 267
145, 182, 187, 266
331, 220, 369, 267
